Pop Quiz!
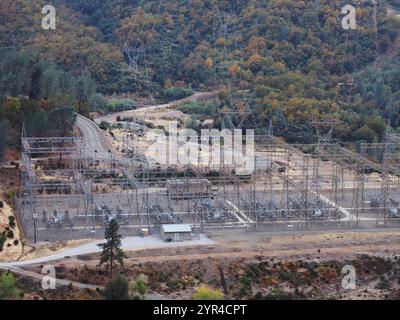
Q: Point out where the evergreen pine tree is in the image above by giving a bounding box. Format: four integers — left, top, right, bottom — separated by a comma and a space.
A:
98, 219, 126, 278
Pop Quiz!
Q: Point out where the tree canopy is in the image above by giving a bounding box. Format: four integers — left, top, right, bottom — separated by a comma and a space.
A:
98, 219, 126, 278
1, 0, 400, 145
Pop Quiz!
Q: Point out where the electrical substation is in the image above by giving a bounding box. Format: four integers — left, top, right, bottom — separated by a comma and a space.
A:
17, 130, 400, 243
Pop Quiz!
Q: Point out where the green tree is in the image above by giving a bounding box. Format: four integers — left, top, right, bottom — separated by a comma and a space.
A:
39, 65, 61, 100
192, 285, 224, 300
352, 125, 377, 143
75, 70, 97, 114
49, 105, 77, 136
103, 273, 129, 300
25, 110, 49, 137
0, 272, 22, 300
0, 120, 10, 160
0, 98, 20, 124
98, 219, 126, 278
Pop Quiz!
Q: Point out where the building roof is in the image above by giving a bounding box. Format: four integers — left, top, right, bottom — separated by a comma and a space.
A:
161, 224, 192, 233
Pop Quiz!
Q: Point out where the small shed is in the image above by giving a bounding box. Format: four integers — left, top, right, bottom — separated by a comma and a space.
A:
160, 224, 192, 242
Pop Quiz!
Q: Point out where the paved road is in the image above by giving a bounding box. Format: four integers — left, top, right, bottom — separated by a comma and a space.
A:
0, 235, 215, 268
76, 114, 139, 165
76, 114, 111, 160
77, 92, 218, 164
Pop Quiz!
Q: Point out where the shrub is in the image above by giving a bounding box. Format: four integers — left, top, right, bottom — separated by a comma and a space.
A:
0, 272, 22, 300
13, 239, 19, 246
0, 200, 3, 208
166, 279, 183, 292
0, 232, 6, 252
99, 121, 110, 131
145, 122, 155, 129
178, 101, 218, 116
192, 285, 224, 300
187, 115, 199, 131
103, 274, 129, 300
106, 98, 136, 112
247, 264, 261, 279
238, 276, 252, 297
129, 277, 149, 300
7, 229, 14, 239
8, 216, 16, 229
161, 87, 194, 102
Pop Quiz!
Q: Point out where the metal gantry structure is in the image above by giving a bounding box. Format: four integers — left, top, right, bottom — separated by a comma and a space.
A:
18, 131, 400, 242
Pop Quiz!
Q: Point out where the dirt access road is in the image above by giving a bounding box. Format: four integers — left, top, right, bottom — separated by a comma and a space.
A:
95, 91, 218, 124
76, 91, 217, 161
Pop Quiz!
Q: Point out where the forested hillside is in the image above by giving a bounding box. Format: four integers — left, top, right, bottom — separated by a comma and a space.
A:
64, 0, 400, 142
0, 0, 114, 157
0, 0, 123, 93
1, 0, 400, 158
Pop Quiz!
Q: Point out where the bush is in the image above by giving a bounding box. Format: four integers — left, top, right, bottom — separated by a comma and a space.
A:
0, 232, 6, 252
99, 121, 110, 131
161, 87, 194, 102
8, 216, 16, 229
106, 98, 137, 112
238, 276, 252, 297
103, 274, 129, 300
145, 122, 155, 129
7, 229, 14, 239
129, 277, 149, 300
192, 285, 224, 300
178, 101, 218, 116
186, 115, 200, 131
0, 201, 3, 208
0, 272, 22, 300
